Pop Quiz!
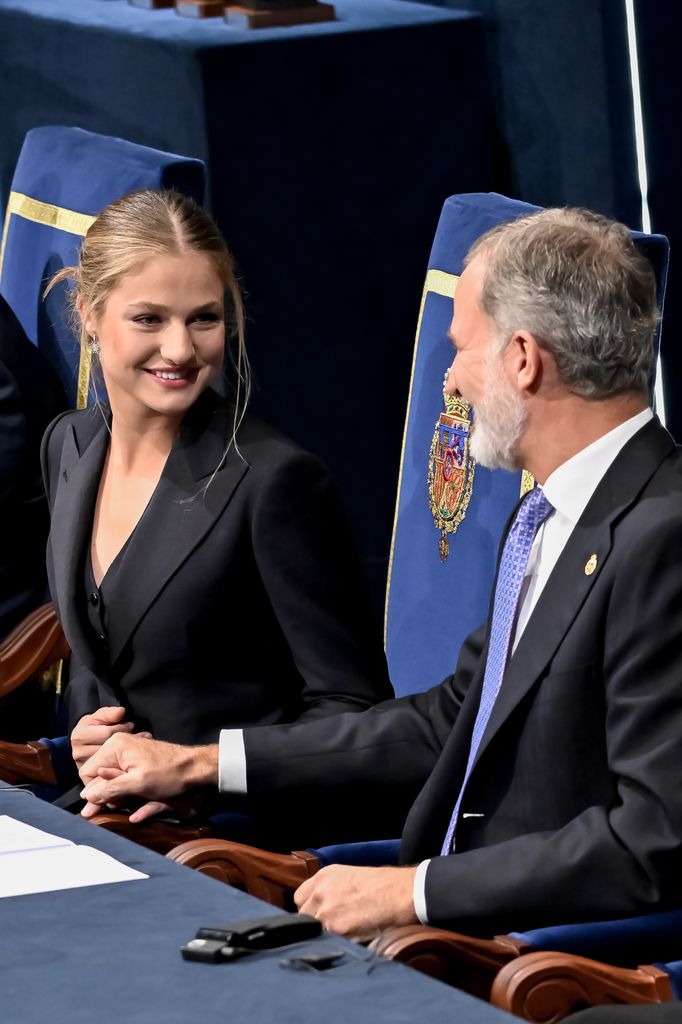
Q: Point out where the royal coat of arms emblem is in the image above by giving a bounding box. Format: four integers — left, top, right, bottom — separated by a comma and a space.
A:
428, 392, 475, 560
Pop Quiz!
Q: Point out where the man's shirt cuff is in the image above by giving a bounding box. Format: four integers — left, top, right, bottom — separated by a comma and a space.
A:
413, 859, 431, 924
218, 729, 247, 794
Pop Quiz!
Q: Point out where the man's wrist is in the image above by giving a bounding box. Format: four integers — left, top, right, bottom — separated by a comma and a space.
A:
181, 744, 219, 789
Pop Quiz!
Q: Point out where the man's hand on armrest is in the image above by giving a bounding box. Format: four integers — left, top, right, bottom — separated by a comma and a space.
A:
79, 733, 219, 822
294, 865, 419, 942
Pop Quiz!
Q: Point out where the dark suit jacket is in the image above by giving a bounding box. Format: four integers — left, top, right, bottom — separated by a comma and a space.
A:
241, 417, 682, 932
0, 295, 65, 639
41, 388, 391, 743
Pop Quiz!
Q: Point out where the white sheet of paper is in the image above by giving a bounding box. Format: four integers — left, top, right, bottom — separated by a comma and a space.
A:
0, 816, 148, 897
0, 815, 74, 855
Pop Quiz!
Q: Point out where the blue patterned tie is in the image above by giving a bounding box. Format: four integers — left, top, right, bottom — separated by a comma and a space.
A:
441, 486, 554, 855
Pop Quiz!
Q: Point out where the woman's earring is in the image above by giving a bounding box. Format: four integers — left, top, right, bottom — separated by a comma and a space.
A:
89, 335, 100, 356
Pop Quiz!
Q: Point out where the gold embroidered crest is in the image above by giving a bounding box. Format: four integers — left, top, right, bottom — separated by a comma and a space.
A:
428, 393, 475, 560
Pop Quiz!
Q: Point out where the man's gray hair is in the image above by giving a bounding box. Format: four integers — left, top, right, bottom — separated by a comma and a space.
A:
466, 208, 659, 399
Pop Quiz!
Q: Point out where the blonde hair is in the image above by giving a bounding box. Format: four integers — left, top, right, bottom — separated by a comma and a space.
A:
47, 188, 251, 447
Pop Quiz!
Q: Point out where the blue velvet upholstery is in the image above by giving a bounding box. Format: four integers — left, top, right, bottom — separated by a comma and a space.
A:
25, 735, 79, 803
39, 735, 78, 788
0, 126, 204, 406
312, 839, 401, 869
510, 910, 682, 967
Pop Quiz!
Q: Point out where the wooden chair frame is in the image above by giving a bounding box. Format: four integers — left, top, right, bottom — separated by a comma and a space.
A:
0, 603, 68, 700
0, 603, 68, 785
168, 838, 320, 902
491, 951, 674, 1022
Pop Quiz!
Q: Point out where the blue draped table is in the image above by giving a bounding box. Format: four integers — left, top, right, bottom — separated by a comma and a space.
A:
0, 0, 491, 609
0, 784, 510, 1024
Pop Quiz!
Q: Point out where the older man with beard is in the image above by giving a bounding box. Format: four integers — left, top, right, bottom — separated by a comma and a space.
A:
80, 208, 682, 941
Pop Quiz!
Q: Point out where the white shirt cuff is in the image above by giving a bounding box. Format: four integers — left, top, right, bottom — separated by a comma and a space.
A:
413, 859, 431, 924
218, 729, 247, 794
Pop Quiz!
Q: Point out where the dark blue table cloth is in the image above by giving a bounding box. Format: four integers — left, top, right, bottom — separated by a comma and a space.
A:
0, 0, 492, 610
0, 784, 510, 1024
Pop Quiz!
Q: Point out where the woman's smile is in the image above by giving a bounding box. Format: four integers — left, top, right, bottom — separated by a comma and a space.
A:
87, 250, 225, 423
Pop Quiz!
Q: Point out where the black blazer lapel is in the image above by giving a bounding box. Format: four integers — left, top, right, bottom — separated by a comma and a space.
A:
105, 396, 249, 666
48, 413, 109, 663
469, 417, 676, 772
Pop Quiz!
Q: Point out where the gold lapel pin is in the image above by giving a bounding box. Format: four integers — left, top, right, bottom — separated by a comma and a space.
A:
584, 554, 598, 576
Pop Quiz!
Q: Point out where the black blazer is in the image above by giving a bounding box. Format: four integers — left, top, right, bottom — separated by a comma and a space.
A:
0, 296, 65, 638
41, 389, 391, 742
241, 418, 682, 932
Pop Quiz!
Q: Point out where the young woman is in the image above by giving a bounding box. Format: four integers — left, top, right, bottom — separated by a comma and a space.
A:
42, 189, 391, 787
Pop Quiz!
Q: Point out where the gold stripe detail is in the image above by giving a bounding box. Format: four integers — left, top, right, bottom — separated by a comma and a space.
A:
0, 216, 9, 282
422, 267, 458, 299
383, 269, 459, 644
1, 191, 95, 276
0, 191, 96, 409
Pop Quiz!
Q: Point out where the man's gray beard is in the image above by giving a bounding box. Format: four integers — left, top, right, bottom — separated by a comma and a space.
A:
469, 361, 528, 472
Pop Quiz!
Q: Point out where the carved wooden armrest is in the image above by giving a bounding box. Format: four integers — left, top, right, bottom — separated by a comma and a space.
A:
0, 603, 69, 698
491, 951, 674, 1023
0, 740, 57, 785
369, 925, 529, 999
166, 840, 321, 908
89, 811, 214, 856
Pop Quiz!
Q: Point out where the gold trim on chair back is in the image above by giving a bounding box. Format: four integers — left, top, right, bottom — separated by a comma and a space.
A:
0, 191, 96, 410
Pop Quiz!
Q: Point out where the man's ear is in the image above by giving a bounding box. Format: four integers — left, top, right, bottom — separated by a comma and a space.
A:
506, 330, 543, 393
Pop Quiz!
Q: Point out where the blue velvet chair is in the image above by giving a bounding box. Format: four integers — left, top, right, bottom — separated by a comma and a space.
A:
166, 193, 676, 1012
0, 126, 204, 804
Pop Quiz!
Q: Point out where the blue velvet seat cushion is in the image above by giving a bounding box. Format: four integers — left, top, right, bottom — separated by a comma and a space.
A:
310, 839, 402, 868
512, 909, 682, 966
28, 734, 78, 802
